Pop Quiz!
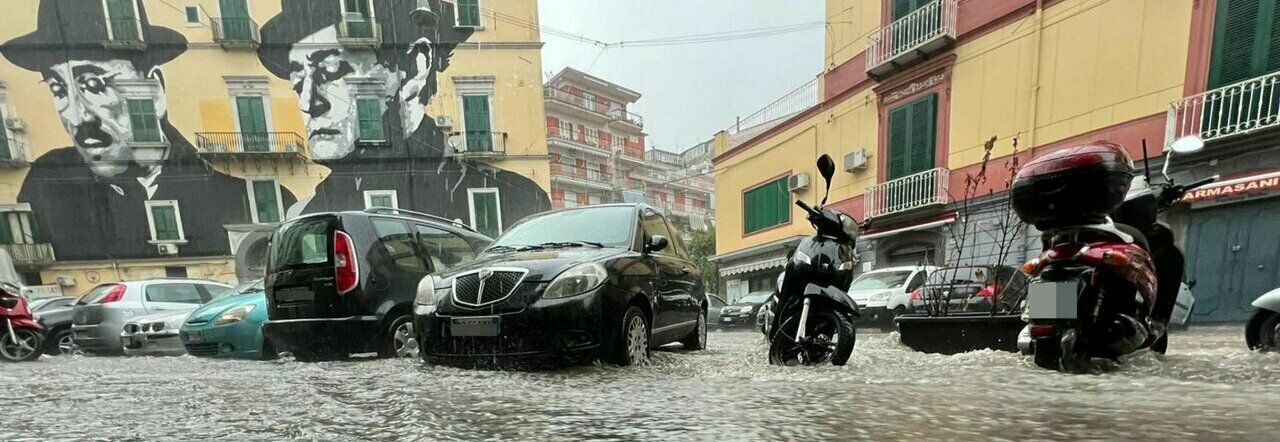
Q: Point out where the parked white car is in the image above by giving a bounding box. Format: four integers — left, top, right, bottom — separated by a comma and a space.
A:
71, 279, 233, 355
848, 265, 937, 329
121, 310, 195, 356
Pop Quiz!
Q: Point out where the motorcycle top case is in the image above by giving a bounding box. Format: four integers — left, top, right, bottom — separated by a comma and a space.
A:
1011, 142, 1136, 230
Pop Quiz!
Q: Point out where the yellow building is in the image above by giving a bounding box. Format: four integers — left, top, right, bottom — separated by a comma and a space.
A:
711, 0, 1276, 318
0, 0, 550, 296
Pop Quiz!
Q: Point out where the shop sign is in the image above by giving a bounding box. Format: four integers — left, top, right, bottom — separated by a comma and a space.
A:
1182, 171, 1280, 208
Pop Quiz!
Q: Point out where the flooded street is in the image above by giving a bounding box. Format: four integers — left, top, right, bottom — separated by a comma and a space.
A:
4, 326, 1278, 441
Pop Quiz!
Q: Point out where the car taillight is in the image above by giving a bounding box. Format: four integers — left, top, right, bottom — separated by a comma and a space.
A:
334, 231, 358, 295
909, 289, 921, 301
100, 285, 126, 304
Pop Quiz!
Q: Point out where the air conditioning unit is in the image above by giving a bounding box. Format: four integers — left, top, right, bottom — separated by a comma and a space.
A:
843, 149, 868, 172
55, 276, 76, 287
157, 243, 179, 255
435, 115, 454, 129
789, 172, 810, 192
5, 118, 25, 131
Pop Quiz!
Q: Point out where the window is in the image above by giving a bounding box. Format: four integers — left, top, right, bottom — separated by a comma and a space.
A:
415, 224, 476, 272
0, 210, 35, 245
184, 6, 200, 25
462, 95, 493, 151
341, 0, 375, 38
272, 217, 330, 267
563, 191, 579, 208
247, 178, 283, 223
468, 188, 502, 238
364, 190, 398, 209
165, 266, 188, 278
146, 200, 184, 242
104, 0, 140, 41
356, 97, 385, 142
371, 218, 428, 275
145, 283, 203, 304
891, 0, 933, 21
234, 96, 269, 152
742, 176, 789, 234
583, 92, 596, 110
0, 107, 10, 160
457, 0, 482, 27
886, 93, 937, 179
588, 194, 603, 205
907, 270, 927, 291
664, 218, 690, 259
1208, 0, 1280, 88
219, 0, 252, 40
126, 99, 161, 143
640, 209, 675, 252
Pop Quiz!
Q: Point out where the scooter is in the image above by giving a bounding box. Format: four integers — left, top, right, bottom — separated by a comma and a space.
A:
1247, 287, 1280, 352
1014, 136, 1216, 372
0, 281, 43, 362
766, 154, 864, 366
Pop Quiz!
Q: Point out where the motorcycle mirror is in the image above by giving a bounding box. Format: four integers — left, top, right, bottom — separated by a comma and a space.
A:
1170, 136, 1205, 154
817, 154, 835, 205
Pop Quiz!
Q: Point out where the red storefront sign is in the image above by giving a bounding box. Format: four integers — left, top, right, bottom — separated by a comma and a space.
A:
1181, 171, 1280, 208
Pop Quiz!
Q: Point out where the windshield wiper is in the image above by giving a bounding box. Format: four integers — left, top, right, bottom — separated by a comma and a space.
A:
487, 245, 524, 253
537, 241, 605, 249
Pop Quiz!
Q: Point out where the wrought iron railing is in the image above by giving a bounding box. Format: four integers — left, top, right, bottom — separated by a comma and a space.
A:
1166, 71, 1280, 147
450, 131, 507, 154
866, 0, 958, 73
865, 167, 950, 219
723, 77, 819, 148
547, 125, 601, 148
194, 132, 307, 155
0, 243, 55, 264
543, 87, 612, 115
551, 163, 612, 183
0, 139, 30, 163
211, 17, 261, 45
610, 108, 645, 127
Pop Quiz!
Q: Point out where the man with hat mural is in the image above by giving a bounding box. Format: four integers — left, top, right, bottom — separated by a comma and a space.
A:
1, 0, 293, 261
258, 0, 548, 233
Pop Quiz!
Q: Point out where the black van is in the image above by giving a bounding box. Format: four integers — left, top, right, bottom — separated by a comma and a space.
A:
262, 208, 491, 361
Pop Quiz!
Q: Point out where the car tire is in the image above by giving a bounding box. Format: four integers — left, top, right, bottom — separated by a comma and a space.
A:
680, 309, 707, 351
609, 306, 650, 366
1246, 309, 1280, 352
44, 328, 75, 356
378, 314, 418, 359
0, 328, 43, 362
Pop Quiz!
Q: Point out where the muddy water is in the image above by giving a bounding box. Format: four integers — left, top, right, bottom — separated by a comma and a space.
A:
3, 326, 1277, 441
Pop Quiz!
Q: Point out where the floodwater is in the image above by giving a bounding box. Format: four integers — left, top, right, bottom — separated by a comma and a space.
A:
3, 326, 1277, 441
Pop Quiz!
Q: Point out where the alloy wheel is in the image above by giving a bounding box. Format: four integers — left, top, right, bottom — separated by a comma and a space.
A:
393, 321, 419, 358
58, 333, 80, 356
627, 315, 649, 364
0, 329, 40, 361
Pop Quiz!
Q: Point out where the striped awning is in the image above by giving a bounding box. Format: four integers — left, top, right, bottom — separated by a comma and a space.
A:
718, 250, 789, 277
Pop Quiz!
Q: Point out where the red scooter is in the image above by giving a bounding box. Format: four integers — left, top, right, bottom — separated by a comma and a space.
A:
0, 281, 43, 362
1011, 137, 1216, 372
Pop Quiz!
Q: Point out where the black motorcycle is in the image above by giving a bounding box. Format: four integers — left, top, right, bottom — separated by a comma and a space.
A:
766, 155, 864, 366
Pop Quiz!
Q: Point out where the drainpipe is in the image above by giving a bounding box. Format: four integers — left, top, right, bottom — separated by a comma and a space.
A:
1027, 0, 1045, 148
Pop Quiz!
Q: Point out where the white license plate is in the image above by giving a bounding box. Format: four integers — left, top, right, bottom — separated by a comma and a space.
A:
184, 331, 204, 343
721, 317, 734, 322
451, 316, 500, 337
1027, 281, 1078, 319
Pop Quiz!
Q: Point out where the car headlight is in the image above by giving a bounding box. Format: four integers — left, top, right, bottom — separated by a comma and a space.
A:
740, 305, 754, 314
415, 275, 438, 305
213, 304, 256, 326
720, 306, 733, 315
870, 291, 891, 301
543, 263, 608, 299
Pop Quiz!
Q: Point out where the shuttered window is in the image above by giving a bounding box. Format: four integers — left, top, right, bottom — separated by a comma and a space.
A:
469, 189, 501, 238
887, 93, 937, 180
743, 177, 790, 234
150, 204, 181, 241
0, 108, 11, 160
127, 99, 162, 143
356, 97, 384, 141
462, 95, 493, 152
105, 0, 139, 41
891, 0, 931, 20
343, 0, 374, 38
250, 179, 281, 223
458, 0, 482, 27
1209, 0, 1280, 88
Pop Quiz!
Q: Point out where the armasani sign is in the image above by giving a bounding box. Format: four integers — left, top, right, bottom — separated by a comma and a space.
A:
1181, 171, 1280, 208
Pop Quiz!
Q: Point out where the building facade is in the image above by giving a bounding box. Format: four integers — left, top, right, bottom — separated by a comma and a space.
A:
0, 0, 551, 295
712, 0, 1278, 321
543, 67, 713, 238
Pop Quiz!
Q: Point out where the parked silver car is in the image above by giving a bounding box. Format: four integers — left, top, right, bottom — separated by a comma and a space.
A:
72, 279, 233, 355
121, 310, 196, 356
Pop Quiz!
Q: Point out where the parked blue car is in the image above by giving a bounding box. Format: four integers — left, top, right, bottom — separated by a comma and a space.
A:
179, 280, 275, 360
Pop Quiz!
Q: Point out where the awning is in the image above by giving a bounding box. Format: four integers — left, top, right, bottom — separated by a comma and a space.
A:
861, 215, 957, 240
719, 249, 789, 277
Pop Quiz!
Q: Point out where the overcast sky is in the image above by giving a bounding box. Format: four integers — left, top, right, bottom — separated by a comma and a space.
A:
537, 1, 825, 153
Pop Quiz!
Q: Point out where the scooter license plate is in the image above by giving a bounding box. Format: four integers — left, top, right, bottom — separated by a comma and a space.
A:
1027, 282, 1077, 319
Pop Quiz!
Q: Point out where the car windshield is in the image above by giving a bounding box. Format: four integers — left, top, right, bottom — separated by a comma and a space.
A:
739, 292, 772, 304
849, 271, 912, 290
490, 206, 635, 250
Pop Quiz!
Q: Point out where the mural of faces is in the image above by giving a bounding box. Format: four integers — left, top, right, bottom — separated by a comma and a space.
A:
42, 59, 166, 178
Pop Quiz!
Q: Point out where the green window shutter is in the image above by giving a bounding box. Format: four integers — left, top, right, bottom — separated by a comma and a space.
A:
185, 7, 200, 24
462, 95, 493, 152
0, 214, 13, 245
892, 0, 916, 21
343, 0, 373, 38
1208, 0, 1276, 88
252, 180, 280, 223
1267, 2, 1280, 72
152, 206, 180, 241
907, 94, 938, 175
0, 108, 10, 160
127, 99, 161, 143
458, 0, 481, 27
472, 192, 500, 238
743, 177, 789, 234
887, 105, 910, 180
236, 96, 269, 152
219, 0, 251, 40
356, 97, 384, 141
106, 0, 139, 40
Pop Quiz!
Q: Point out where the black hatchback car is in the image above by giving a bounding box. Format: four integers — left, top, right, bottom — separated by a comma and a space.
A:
415, 204, 707, 366
262, 208, 491, 361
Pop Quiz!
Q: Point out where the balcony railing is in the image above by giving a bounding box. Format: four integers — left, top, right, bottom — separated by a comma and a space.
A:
864, 167, 950, 219
609, 108, 645, 128
0, 139, 31, 166
446, 131, 507, 157
547, 126, 601, 148
211, 17, 261, 47
552, 163, 613, 182
0, 243, 55, 265
544, 87, 611, 115
866, 0, 957, 78
1166, 71, 1280, 147
194, 132, 307, 156
337, 19, 381, 47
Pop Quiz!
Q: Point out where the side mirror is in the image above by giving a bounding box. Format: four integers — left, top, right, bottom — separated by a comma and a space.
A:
817, 154, 836, 205
1169, 136, 1205, 154
645, 235, 669, 253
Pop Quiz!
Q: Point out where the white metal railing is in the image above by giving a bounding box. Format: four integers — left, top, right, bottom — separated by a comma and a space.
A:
724, 77, 819, 148
864, 167, 950, 219
1166, 71, 1280, 147
866, 0, 958, 72
0, 243, 55, 264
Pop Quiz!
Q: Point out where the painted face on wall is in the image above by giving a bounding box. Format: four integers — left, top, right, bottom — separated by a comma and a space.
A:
43, 59, 166, 178
287, 27, 400, 160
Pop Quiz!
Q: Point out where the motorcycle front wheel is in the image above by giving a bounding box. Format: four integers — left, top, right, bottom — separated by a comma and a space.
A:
768, 309, 855, 366
0, 328, 43, 362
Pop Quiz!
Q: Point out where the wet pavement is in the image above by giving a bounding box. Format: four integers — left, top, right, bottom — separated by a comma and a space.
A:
4, 325, 1278, 441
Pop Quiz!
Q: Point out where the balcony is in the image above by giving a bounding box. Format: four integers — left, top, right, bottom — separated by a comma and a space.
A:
546, 125, 610, 158
211, 17, 261, 49
544, 87, 611, 118
0, 139, 31, 168
1, 243, 55, 265
551, 163, 614, 191
447, 131, 507, 159
1166, 71, 1280, 148
866, 0, 957, 80
864, 167, 950, 219
337, 19, 381, 48
609, 108, 645, 129
194, 132, 307, 159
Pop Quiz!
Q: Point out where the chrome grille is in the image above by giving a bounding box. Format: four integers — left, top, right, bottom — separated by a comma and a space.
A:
452, 268, 527, 308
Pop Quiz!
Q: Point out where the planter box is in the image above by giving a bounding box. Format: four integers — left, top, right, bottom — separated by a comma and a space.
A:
894, 312, 1025, 355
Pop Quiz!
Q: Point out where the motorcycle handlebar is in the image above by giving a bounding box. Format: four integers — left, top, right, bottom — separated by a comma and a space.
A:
1183, 175, 1219, 192
795, 200, 818, 216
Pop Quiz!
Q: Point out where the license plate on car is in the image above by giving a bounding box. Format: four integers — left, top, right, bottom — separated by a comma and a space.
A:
721, 316, 733, 322
183, 331, 204, 343
451, 316, 501, 337
1027, 281, 1078, 319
